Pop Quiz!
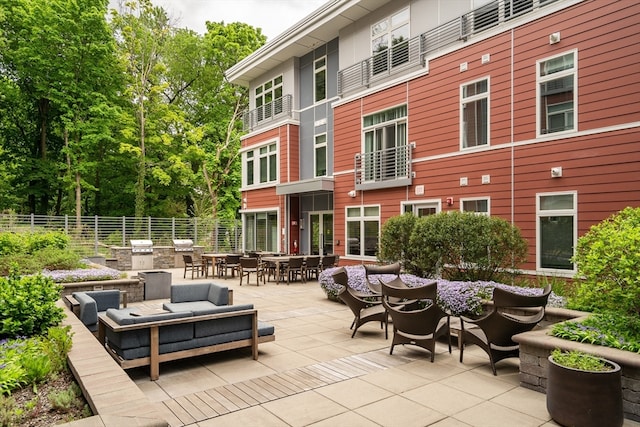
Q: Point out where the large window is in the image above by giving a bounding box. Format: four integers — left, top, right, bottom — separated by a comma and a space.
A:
314, 57, 326, 103
255, 76, 283, 121
537, 192, 576, 271
244, 211, 278, 252
243, 142, 278, 187
371, 7, 410, 75
362, 105, 408, 182
402, 201, 439, 217
346, 206, 379, 258
537, 51, 576, 136
314, 134, 327, 177
461, 78, 489, 149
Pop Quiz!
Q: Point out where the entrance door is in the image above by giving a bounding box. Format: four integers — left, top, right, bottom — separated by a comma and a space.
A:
309, 212, 333, 255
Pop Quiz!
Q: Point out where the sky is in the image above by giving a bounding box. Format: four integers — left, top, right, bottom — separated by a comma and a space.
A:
108, 0, 328, 41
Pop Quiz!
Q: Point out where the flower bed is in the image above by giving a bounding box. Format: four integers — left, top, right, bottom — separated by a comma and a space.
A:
42, 266, 122, 283
318, 265, 564, 316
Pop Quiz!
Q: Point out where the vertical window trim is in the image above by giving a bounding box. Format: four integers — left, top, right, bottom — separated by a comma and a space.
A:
536, 190, 577, 273
536, 49, 578, 138
460, 76, 490, 150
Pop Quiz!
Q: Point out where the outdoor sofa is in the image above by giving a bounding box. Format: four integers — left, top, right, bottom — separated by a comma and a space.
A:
97, 282, 275, 380
67, 289, 126, 333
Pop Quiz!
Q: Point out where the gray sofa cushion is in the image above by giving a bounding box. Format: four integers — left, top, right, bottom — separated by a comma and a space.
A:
105, 309, 194, 350
73, 290, 121, 331
171, 283, 211, 302
169, 282, 229, 305
163, 301, 253, 317
193, 305, 255, 338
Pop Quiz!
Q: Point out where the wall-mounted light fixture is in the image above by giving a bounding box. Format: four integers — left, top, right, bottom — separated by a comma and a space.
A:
549, 32, 561, 44
446, 197, 454, 206
348, 190, 357, 198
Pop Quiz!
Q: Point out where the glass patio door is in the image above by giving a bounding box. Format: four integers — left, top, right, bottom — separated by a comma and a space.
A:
309, 212, 333, 255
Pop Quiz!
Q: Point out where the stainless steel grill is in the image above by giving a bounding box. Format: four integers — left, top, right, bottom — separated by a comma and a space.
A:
173, 239, 194, 252
130, 239, 153, 254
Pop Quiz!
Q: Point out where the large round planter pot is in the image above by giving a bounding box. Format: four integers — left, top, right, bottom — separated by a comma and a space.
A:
546, 354, 623, 427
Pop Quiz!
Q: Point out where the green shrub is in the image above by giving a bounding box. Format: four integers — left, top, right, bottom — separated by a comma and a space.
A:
551, 349, 612, 371
404, 211, 527, 281
0, 274, 64, 338
0, 231, 79, 275
378, 213, 417, 267
43, 326, 73, 373
49, 383, 83, 413
569, 206, 640, 316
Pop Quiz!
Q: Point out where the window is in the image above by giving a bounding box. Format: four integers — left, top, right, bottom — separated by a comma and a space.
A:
537, 192, 576, 271
461, 78, 489, 149
537, 51, 576, 136
314, 134, 327, 177
402, 201, 439, 217
314, 57, 326, 103
244, 211, 278, 252
255, 76, 283, 121
461, 198, 489, 215
346, 206, 379, 257
371, 7, 410, 75
362, 105, 408, 182
243, 142, 278, 187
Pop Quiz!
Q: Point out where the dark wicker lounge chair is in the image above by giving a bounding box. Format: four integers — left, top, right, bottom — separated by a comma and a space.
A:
381, 280, 451, 362
458, 285, 552, 375
332, 267, 387, 338
364, 262, 402, 295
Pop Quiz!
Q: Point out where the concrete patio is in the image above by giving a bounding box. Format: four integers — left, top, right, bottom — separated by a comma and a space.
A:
116, 268, 640, 427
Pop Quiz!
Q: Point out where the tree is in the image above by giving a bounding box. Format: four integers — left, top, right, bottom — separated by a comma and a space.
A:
111, 0, 173, 218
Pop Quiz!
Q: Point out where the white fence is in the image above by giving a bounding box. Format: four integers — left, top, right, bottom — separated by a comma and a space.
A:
0, 214, 242, 256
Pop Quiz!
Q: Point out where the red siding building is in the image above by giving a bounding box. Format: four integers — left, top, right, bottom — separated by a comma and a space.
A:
227, 0, 640, 277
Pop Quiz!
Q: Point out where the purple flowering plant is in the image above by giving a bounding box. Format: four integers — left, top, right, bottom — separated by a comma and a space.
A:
319, 265, 563, 316
41, 264, 122, 283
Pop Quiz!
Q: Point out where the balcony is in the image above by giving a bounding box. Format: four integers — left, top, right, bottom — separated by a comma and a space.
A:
354, 144, 413, 191
338, 0, 560, 96
242, 94, 294, 132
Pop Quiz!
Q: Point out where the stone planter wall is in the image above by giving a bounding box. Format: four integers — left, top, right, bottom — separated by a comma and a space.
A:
514, 327, 640, 422
60, 278, 144, 303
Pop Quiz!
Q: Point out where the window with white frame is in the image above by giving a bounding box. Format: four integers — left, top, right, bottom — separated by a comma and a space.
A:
403, 201, 439, 217
243, 142, 278, 187
244, 211, 278, 252
537, 51, 576, 136
346, 206, 379, 257
314, 134, 327, 177
255, 75, 283, 121
371, 7, 410, 75
362, 105, 408, 182
461, 198, 489, 215
537, 192, 576, 271
461, 78, 489, 149
314, 57, 326, 103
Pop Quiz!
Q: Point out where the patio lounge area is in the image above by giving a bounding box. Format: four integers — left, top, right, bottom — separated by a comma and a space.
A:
66, 268, 640, 427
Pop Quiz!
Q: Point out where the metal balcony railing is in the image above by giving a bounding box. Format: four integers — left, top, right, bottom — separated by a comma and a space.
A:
242, 94, 293, 132
354, 144, 413, 190
338, 0, 560, 95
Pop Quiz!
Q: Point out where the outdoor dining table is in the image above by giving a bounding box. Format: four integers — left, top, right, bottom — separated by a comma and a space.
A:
261, 255, 304, 284
201, 253, 230, 278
